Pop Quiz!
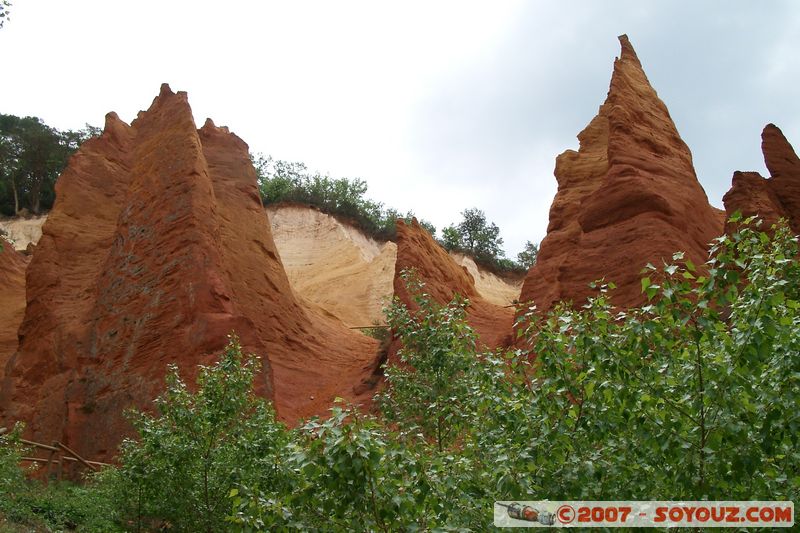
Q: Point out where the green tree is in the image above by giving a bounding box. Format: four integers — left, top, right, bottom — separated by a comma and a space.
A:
379, 270, 478, 452
110, 337, 291, 533
517, 240, 539, 269
441, 207, 509, 266
0, 115, 99, 215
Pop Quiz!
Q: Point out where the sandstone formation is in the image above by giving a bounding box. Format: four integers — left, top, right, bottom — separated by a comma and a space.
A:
0, 205, 522, 333
1, 85, 379, 460
723, 124, 800, 234
392, 219, 513, 350
520, 35, 725, 313
0, 239, 27, 373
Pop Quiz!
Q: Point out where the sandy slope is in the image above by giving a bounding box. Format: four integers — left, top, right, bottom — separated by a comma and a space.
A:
0, 216, 46, 250
267, 205, 397, 327
450, 252, 523, 307
268, 205, 522, 327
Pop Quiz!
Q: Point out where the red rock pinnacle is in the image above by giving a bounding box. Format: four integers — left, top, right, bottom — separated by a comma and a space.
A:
519, 35, 724, 313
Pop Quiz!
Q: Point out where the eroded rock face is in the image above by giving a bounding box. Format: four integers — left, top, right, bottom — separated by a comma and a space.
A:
392, 219, 513, 350
520, 35, 724, 313
0, 239, 27, 374
723, 124, 800, 234
1, 85, 378, 460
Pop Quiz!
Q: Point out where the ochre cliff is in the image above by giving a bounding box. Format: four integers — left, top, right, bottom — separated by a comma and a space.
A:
1, 206, 521, 329
519, 35, 724, 313
0, 239, 27, 373
723, 124, 800, 234
1, 85, 378, 460
392, 219, 513, 350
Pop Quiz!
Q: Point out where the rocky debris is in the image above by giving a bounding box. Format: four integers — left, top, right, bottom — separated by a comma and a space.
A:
0, 238, 27, 374
392, 219, 513, 351
723, 124, 800, 234
1, 85, 379, 461
519, 35, 724, 313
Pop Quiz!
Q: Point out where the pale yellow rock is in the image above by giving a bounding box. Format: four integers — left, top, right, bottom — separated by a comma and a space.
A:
0, 216, 46, 250
449, 252, 523, 307
267, 205, 396, 328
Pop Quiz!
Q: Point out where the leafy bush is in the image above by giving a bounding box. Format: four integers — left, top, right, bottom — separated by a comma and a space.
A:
379, 270, 478, 452
0, 425, 28, 517
473, 215, 800, 501
0, 425, 119, 532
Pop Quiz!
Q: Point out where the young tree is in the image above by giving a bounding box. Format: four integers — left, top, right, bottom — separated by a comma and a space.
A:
379, 270, 478, 452
111, 337, 291, 532
441, 207, 506, 264
517, 240, 539, 269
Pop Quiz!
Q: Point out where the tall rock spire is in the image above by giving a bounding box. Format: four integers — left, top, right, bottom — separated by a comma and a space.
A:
519, 35, 724, 313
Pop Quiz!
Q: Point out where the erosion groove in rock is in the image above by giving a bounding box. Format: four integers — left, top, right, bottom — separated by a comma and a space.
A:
0, 239, 28, 375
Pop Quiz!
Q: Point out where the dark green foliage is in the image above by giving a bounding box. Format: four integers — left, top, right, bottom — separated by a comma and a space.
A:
441, 207, 502, 261
253, 153, 436, 241
0, 114, 99, 215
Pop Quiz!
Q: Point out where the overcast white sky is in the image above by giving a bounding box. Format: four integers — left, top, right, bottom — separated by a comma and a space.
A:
1, 1, 798, 256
